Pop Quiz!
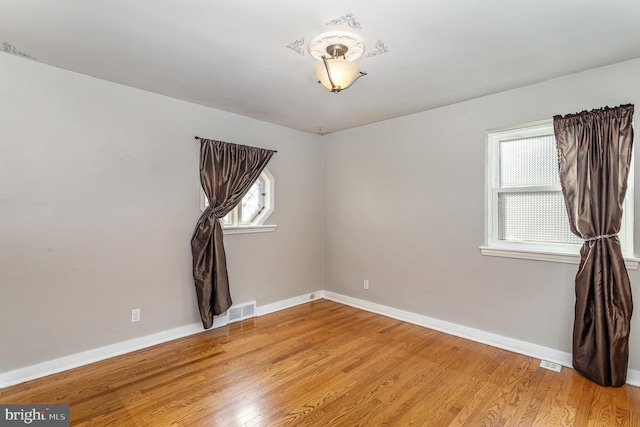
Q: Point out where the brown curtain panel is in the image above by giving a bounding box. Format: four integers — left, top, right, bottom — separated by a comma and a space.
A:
554, 104, 634, 386
191, 139, 275, 329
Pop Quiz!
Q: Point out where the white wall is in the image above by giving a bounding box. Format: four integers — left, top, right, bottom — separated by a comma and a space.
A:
322, 59, 640, 372
0, 53, 323, 373
3, 50, 640, 382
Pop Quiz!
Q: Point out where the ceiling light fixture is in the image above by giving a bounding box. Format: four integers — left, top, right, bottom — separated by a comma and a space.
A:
308, 32, 367, 93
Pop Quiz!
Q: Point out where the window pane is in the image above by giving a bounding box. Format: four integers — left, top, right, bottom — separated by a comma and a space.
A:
499, 134, 559, 188
498, 191, 582, 244
220, 213, 232, 226
240, 180, 264, 224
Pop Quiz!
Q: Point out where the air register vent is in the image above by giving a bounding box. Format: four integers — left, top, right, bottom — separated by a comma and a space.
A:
228, 301, 257, 324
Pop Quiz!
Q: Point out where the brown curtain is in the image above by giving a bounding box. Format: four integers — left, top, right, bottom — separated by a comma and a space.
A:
191, 139, 275, 329
554, 104, 634, 386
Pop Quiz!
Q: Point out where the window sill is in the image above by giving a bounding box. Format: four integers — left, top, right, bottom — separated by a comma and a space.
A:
479, 246, 639, 270
222, 225, 277, 235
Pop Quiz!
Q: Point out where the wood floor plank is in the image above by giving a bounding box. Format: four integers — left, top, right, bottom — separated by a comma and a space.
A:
614, 386, 633, 427
628, 384, 640, 426
489, 356, 540, 426
1, 299, 639, 426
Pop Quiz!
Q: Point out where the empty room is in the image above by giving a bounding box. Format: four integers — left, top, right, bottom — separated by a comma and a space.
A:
1, 1, 640, 425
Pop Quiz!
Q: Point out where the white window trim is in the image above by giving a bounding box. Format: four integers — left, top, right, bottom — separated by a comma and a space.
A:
199, 168, 276, 235
479, 246, 639, 270
481, 120, 638, 269
222, 225, 277, 235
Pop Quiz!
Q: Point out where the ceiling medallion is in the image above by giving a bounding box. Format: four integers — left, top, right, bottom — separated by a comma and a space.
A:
308, 31, 365, 62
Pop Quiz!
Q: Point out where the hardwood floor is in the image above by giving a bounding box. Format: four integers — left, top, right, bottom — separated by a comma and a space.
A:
2, 299, 639, 426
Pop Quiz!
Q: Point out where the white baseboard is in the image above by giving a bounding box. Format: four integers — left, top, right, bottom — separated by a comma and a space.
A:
0, 291, 322, 388
257, 291, 322, 316
0, 322, 203, 389
627, 370, 640, 386
322, 291, 640, 387
3, 290, 638, 388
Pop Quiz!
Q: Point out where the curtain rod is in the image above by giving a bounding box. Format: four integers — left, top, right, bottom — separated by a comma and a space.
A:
194, 136, 277, 152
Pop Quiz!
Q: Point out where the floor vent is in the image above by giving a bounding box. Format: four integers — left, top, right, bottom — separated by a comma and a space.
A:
539, 360, 562, 372
228, 301, 257, 324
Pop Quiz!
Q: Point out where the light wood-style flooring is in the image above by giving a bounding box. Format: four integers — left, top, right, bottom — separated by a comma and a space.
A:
1, 299, 639, 426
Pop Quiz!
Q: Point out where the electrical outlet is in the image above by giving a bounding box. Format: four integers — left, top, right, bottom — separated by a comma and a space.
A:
131, 308, 141, 322
364, 280, 369, 289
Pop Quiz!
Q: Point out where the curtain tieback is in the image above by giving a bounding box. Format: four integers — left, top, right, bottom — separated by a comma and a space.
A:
584, 233, 617, 242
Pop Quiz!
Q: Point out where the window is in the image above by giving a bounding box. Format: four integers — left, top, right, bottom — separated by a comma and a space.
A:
481, 120, 636, 267
200, 169, 276, 234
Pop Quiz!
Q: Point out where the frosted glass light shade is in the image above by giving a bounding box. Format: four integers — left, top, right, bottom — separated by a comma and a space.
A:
313, 59, 361, 92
